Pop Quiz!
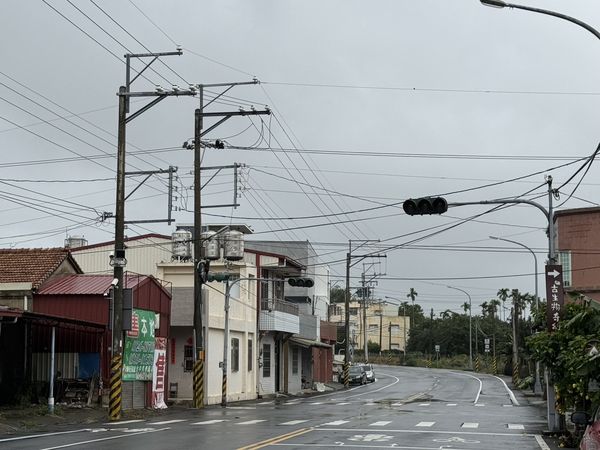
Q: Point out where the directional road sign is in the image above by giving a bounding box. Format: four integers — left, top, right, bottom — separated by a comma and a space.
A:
545, 264, 565, 332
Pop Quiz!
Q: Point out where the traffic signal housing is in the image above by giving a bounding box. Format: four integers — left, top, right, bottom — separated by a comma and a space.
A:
287, 277, 314, 288
403, 197, 448, 216
206, 272, 231, 283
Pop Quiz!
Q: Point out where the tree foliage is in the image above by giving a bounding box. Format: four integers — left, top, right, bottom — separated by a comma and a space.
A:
527, 299, 600, 413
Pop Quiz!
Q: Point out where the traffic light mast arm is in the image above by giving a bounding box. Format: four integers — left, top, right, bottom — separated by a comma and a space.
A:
449, 199, 549, 221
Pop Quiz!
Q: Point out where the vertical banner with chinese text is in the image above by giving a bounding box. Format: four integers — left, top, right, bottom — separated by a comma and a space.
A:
545, 265, 565, 332
152, 337, 168, 409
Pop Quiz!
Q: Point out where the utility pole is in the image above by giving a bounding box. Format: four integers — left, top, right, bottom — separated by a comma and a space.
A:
512, 292, 519, 385
111, 49, 195, 421
192, 81, 270, 408
343, 240, 385, 387
379, 310, 383, 354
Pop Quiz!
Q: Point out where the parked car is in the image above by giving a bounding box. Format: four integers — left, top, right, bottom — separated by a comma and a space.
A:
348, 365, 367, 385
571, 407, 600, 449
362, 364, 375, 383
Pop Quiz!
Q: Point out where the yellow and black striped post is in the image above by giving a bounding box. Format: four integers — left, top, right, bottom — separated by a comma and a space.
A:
512, 362, 519, 386
387, 353, 392, 365
109, 355, 122, 421
343, 362, 349, 388
475, 355, 480, 372
492, 356, 497, 374
426, 358, 432, 369
221, 370, 227, 407
193, 357, 204, 408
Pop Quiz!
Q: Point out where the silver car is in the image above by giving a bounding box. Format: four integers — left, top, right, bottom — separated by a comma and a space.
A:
362, 363, 375, 383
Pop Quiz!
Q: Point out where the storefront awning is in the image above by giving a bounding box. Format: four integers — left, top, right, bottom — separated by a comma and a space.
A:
289, 337, 332, 349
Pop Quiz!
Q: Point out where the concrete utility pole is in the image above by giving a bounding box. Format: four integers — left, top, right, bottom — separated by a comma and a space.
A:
111, 49, 195, 421
447, 285, 472, 371
343, 240, 385, 386
191, 81, 270, 409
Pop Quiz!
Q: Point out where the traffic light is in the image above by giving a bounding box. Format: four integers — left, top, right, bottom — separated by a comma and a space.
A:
206, 272, 231, 282
287, 277, 314, 288
403, 197, 448, 215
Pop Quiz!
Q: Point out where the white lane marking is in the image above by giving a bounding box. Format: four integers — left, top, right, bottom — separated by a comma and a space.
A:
446, 403, 457, 406
365, 402, 377, 406
279, 420, 310, 425
40, 427, 167, 450
416, 421, 435, 427
336, 402, 350, 406
102, 419, 144, 425
191, 420, 226, 425
535, 434, 551, 450
391, 402, 403, 406
462, 422, 479, 428
308, 402, 323, 405
257, 401, 274, 405
0, 429, 89, 443
319, 427, 539, 437
370, 421, 391, 427
493, 374, 520, 406
321, 420, 349, 426
508, 424, 525, 430
503, 404, 514, 407
238, 419, 267, 425
418, 403, 430, 406
148, 419, 186, 425
451, 371, 483, 404
475, 403, 485, 407
345, 371, 400, 398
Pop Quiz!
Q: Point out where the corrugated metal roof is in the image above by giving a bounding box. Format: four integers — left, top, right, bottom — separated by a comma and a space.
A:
38, 274, 150, 295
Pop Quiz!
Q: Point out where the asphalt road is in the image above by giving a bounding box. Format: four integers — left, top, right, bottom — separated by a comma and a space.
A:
0, 365, 556, 450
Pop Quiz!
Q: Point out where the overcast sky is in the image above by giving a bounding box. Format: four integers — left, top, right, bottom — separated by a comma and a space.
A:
1, 0, 599, 316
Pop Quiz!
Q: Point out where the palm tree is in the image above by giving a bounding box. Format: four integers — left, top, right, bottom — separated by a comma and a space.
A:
407, 288, 418, 326
480, 301, 489, 317
489, 299, 501, 320
461, 302, 470, 314
497, 288, 510, 321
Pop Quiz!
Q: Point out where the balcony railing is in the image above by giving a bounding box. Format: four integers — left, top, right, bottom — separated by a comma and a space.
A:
260, 298, 299, 316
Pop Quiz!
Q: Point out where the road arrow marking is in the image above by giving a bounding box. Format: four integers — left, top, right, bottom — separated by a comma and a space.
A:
547, 269, 560, 278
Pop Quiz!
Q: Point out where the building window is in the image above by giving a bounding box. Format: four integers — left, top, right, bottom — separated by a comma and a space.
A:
183, 345, 194, 372
262, 344, 271, 377
248, 339, 253, 371
349, 307, 358, 316
260, 280, 269, 300
391, 343, 400, 350
231, 338, 240, 372
559, 251, 572, 287
390, 325, 400, 334
292, 346, 299, 375
369, 324, 378, 332
274, 279, 284, 299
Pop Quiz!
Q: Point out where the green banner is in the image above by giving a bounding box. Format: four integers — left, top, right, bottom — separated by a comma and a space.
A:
123, 309, 156, 381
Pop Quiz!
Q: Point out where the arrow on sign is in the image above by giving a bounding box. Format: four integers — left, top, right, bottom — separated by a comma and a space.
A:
547, 269, 560, 278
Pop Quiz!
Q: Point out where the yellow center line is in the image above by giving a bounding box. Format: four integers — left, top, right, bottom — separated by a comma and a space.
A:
237, 427, 312, 450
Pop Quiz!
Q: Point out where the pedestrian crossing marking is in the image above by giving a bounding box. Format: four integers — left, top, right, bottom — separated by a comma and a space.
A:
280, 420, 310, 425
503, 404, 514, 407
365, 402, 377, 406
103, 419, 144, 425
461, 422, 479, 428
192, 420, 227, 425
309, 402, 324, 405
322, 420, 349, 426
418, 403, 430, 406
391, 403, 403, 406
148, 419, 187, 425
446, 403, 457, 406
475, 403, 485, 407
238, 420, 267, 425
507, 424, 525, 430
369, 421, 391, 427
336, 402, 350, 406
257, 401, 274, 405
416, 421, 435, 427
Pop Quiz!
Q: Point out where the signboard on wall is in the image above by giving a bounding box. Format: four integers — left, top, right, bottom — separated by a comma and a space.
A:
123, 309, 156, 381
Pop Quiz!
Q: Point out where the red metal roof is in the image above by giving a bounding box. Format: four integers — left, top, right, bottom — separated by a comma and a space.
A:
37, 274, 157, 295
0, 248, 82, 289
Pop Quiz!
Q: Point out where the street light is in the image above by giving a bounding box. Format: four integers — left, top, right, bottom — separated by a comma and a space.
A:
479, 1, 600, 432
385, 296, 409, 364
447, 286, 472, 370
490, 235, 542, 395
